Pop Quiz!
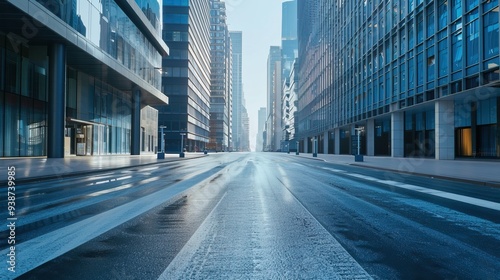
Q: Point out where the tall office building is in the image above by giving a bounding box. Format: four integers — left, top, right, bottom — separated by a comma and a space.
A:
209, 0, 232, 152
230, 31, 244, 151
0, 0, 168, 158
266, 46, 282, 151
160, 0, 211, 153
257, 107, 267, 152
283, 60, 299, 152
281, 0, 298, 152
297, 0, 500, 159
241, 104, 250, 151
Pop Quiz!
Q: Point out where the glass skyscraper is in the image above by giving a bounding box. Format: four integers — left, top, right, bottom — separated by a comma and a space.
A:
266, 46, 282, 152
208, 0, 232, 152
281, 0, 298, 152
0, 0, 168, 157
160, 0, 211, 153
230, 31, 243, 152
297, 0, 500, 159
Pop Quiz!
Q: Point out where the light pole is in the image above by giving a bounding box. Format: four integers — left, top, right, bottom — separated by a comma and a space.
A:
311, 137, 317, 157
179, 132, 186, 158
296, 141, 299, 155
160, 125, 166, 152
354, 127, 364, 162
157, 125, 166, 159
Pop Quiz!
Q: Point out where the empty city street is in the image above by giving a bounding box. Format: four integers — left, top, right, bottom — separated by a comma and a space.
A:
2, 153, 499, 279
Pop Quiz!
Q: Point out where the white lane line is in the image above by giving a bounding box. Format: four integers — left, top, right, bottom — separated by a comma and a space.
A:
1, 168, 225, 278
158, 163, 372, 280
138, 166, 159, 172
322, 167, 500, 211
91, 175, 132, 186
87, 184, 134, 197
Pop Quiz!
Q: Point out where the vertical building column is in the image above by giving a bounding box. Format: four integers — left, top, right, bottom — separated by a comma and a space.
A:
497, 97, 500, 158
304, 137, 309, 153
391, 112, 404, 157
366, 119, 375, 156
47, 43, 66, 158
131, 88, 141, 155
350, 124, 356, 155
435, 100, 455, 160
334, 128, 340, 155
323, 131, 329, 154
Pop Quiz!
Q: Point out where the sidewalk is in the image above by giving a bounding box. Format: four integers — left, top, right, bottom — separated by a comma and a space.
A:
0, 153, 207, 183
291, 153, 500, 187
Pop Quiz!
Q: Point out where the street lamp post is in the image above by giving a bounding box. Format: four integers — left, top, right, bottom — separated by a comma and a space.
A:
157, 125, 166, 159
160, 125, 166, 152
296, 141, 299, 155
354, 127, 364, 162
179, 133, 186, 158
312, 137, 317, 157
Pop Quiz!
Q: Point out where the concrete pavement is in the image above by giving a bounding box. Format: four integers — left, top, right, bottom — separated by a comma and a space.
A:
0, 153, 206, 183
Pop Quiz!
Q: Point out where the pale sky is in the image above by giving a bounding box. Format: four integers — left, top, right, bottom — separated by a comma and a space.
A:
226, 0, 282, 151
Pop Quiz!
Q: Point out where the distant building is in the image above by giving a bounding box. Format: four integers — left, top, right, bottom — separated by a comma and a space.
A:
257, 107, 267, 152
266, 46, 282, 151
230, 31, 244, 151
297, 0, 500, 159
0, 0, 168, 157
241, 104, 250, 152
160, 0, 211, 153
208, 0, 232, 152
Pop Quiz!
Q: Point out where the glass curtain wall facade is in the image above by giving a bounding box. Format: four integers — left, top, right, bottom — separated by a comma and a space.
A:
208, 0, 232, 152
281, 0, 298, 152
160, 0, 211, 153
266, 46, 282, 152
230, 31, 243, 152
297, 0, 500, 159
0, 0, 167, 157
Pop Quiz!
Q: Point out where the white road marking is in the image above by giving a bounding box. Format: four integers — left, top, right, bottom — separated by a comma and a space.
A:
87, 184, 134, 197
159, 163, 372, 279
322, 167, 500, 211
0, 168, 225, 278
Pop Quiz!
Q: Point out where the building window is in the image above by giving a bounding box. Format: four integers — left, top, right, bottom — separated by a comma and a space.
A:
417, 12, 424, 44
408, 57, 415, 89
409, 20, 415, 49
465, 0, 478, 12
451, 0, 462, 21
466, 16, 479, 66
164, 14, 189, 24
438, 0, 448, 30
427, 5, 435, 38
452, 32, 463, 72
483, 11, 499, 60
417, 52, 424, 86
400, 62, 406, 93
438, 39, 448, 77
427, 49, 436, 81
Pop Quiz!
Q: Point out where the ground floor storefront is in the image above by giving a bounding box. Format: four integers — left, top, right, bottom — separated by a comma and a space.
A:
0, 34, 161, 158
300, 93, 500, 160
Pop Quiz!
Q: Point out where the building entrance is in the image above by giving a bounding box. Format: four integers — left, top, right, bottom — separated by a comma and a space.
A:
66, 119, 107, 156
